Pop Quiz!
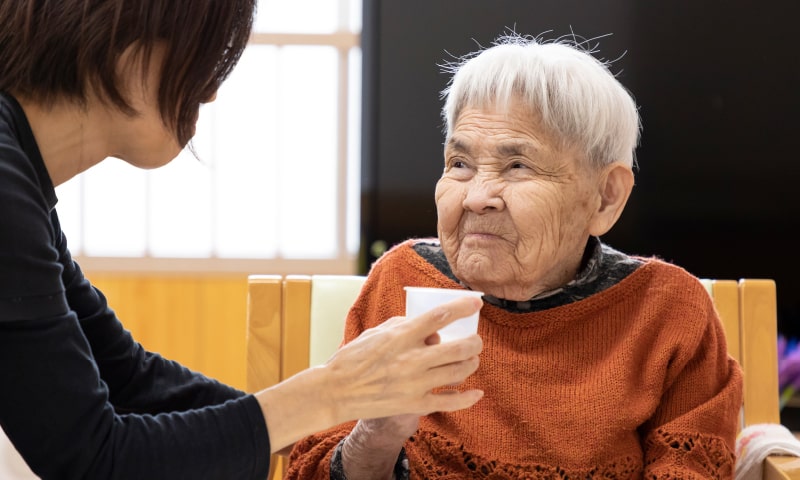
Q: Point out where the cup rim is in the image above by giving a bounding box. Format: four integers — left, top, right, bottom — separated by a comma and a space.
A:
403, 286, 484, 297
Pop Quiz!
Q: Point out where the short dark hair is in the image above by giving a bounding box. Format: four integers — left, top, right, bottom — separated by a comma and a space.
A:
0, 0, 257, 146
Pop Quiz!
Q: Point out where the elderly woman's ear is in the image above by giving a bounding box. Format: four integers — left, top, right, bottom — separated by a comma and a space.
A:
588, 163, 635, 237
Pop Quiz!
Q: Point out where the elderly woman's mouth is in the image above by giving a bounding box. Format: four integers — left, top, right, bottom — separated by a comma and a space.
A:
462, 232, 502, 243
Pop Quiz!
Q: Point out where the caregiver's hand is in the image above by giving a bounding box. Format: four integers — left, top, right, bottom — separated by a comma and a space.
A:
257, 295, 484, 453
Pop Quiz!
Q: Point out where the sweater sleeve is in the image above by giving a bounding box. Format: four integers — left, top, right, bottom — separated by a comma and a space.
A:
286, 424, 354, 479
639, 284, 743, 480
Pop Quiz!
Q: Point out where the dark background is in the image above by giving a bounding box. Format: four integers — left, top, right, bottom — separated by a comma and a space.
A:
358, 0, 800, 341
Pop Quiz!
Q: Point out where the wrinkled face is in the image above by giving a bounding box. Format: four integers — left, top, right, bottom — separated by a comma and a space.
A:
435, 103, 604, 301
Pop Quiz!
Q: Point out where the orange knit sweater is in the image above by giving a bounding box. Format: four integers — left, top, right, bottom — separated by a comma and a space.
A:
287, 240, 743, 479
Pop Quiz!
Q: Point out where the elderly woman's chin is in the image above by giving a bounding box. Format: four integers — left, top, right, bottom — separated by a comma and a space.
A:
451, 252, 508, 293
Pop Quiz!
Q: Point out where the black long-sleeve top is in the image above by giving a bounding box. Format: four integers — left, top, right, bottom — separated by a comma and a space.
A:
0, 92, 270, 479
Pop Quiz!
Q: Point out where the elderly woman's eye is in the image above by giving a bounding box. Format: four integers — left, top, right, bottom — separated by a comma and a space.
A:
453, 160, 467, 168
510, 161, 528, 169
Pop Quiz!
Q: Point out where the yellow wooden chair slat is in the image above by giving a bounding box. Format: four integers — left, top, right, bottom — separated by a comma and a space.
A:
705, 279, 800, 480
245, 275, 283, 393
281, 275, 313, 381
244, 275, 284, 480
738, 279, 781, 426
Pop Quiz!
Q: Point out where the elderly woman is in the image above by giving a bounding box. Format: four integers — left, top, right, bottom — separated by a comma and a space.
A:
287, 33, 743, 479
0, 1, 485, 478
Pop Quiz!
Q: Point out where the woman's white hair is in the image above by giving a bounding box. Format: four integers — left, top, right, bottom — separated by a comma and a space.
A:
441, 32, 641, 169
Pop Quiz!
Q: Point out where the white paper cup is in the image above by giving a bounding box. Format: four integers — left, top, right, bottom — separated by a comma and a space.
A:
404, 286, 484, 343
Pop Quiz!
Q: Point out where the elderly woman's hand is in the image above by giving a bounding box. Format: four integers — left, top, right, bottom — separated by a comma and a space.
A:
335, 301, 481, 479
341, 414, 420, 479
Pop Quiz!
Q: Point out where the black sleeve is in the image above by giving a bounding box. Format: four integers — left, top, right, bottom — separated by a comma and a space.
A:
58, 226, 245, 413
1, 312, 270, 479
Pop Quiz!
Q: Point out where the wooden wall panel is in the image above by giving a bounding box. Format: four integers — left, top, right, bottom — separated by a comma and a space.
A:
85, 274, 249, 391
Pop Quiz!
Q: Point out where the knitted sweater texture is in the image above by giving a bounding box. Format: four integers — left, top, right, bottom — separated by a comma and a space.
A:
288, 240, 743, 479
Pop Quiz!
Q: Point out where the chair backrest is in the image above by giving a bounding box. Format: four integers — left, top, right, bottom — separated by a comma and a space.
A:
246, 273, 366, 388
703, 279, 800, 479
281, 274, 366, 379
245, 275, 283, 393
246, 274, 365, 480
702, 279, 780, 427
308, 275, 368, 366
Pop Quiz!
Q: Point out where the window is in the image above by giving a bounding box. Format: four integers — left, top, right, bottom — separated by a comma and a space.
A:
56, 0, 363, 274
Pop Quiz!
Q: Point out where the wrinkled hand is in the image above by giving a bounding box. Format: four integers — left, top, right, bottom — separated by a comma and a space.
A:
322, 295, 484, 425
341, 414, 421, 480
359, 413, 420, 441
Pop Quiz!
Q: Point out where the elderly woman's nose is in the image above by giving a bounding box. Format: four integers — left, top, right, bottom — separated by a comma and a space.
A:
462, 178, 504, 212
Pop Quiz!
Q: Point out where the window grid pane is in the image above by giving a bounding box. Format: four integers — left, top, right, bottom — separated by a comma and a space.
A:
276, 46, 339, 258
53, 2, 362, 269
82, 160, 148, 257
212, 45, 282, 258
346, 47, 362, 255
147, 153, 214, 258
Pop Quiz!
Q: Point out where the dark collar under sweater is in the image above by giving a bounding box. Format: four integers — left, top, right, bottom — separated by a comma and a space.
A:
411, 236, 643, 313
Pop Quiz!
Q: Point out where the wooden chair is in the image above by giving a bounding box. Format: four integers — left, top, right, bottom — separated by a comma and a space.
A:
245, 275, 283, 480
280, 275, 367, 378
703, 279, 800, 479
246, 274, 366, 480
246, 275, 799, 479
